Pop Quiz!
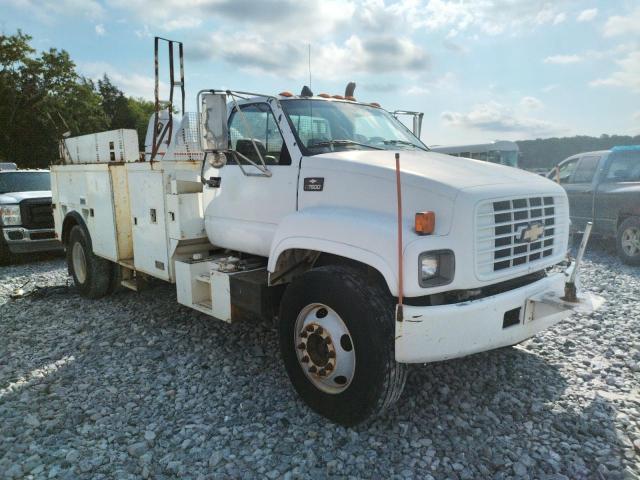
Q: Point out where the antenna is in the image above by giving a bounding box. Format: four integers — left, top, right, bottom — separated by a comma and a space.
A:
308, 44, 312, 89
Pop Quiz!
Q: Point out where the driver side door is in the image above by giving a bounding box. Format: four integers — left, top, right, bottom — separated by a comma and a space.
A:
204, 102, 300, 257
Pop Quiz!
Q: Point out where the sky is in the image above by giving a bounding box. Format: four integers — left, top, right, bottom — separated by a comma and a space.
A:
1, 0, 639, 145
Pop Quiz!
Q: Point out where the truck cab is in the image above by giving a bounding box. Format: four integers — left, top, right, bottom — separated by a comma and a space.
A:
549, 145, 640, 264
0, 165, 61, 264
50, 50, 600, 425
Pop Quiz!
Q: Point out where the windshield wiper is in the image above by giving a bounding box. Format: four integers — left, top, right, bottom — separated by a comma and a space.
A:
383, 140, 428, 151
308, 139, 384, 150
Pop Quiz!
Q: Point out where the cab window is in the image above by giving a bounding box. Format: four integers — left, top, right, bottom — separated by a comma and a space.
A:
604, 151, 640, 182
553, 158, 579, 183
228, 104, 290, 166
571, 156, 600, 183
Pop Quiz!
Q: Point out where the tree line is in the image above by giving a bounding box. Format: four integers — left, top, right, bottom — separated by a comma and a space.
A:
517, 134, 640, 170
0, 31, 154, 168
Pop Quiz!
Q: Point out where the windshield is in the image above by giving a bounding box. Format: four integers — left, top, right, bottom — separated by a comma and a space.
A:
0, 171, 50, 194
449, 148, 518, 167
280, 100, 428, 155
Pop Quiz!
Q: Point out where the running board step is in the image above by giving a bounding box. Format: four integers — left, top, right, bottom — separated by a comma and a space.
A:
121, 279, 139, 292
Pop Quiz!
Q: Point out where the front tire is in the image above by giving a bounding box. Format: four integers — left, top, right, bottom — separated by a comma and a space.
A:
279, 265, 407, 426
67, 225, 112, 298
616, 217, 640, 265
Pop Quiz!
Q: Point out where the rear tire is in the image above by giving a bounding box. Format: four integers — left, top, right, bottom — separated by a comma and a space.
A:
616, 217, 640, 265
279, 265, 407, 426
67, 225, 112, 298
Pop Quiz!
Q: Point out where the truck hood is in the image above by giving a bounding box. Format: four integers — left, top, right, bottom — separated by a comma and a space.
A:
310, 149, 554, 197
0, 190, 52, 203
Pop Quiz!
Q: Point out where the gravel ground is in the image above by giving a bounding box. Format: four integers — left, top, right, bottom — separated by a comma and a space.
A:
1, 243, 639, 480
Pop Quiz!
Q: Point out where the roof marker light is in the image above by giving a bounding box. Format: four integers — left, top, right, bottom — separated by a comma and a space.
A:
279, 91, 294, 97
318, 93, 331, 98
345, 96, 356, 101
332, 95, 344, 99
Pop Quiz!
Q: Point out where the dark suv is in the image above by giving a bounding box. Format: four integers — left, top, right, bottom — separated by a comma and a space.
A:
549, 145, 640, 265
0, 164, 62, 264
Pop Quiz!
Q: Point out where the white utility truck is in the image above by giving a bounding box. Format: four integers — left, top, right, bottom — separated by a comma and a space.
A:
50, 39, 600, 425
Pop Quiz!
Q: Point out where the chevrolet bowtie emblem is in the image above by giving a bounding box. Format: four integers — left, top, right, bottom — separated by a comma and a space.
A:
517, 222, 545, 243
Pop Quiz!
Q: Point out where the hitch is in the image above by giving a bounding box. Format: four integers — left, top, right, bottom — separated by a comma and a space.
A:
563, 221, 592, 302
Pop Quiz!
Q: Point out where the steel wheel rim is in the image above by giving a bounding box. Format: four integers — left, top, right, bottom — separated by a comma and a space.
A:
72, 242, 87, 284
621, 227, 640, 256
294, 303, 356, 394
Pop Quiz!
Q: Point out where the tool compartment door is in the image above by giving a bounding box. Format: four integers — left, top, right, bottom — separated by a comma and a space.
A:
127, 166, 170, 280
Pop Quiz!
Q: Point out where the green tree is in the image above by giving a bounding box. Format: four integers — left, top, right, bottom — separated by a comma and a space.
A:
0, 31, 156, 168
0, 31, 108, 168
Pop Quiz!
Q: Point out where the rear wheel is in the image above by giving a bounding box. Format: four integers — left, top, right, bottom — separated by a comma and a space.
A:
279, 265, 407, 426
67, 225, 112, 298
616, 217, 640, 265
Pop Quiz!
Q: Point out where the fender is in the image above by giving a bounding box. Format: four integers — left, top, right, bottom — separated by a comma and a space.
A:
269, 207, 399, 295
61, 210, 90, 247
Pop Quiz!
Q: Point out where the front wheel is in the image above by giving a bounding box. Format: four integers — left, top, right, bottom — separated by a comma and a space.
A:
616, 217, 640, 265
279, 265, 407, 426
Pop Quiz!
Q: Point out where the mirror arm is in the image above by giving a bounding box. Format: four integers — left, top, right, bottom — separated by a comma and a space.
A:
232, 151, 272, 177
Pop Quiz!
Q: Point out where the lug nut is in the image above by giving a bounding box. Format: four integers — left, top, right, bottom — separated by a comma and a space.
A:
325, 337, 332, 345
316, 326, 323, 334
328, 351, 336, 358
325, 363, 334, 372
309, 366, 317, 373
305, 324, 315, 332
297, 342, 306, 350
301, 355, 309, 363
318, 368, 326, 376
300, 331, 308, 338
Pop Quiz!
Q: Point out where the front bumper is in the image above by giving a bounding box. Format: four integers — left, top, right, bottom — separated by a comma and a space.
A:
2, 227, 62, 254
395, 266, 602, 363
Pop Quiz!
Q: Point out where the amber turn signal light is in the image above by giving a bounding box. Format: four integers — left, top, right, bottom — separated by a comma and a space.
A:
415, 211, 435, 235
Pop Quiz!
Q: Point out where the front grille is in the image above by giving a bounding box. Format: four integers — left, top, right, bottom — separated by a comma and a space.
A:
20, 198, 54, 229
476, 195, 566, 279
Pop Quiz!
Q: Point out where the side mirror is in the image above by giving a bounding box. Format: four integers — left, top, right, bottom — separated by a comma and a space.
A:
199, 92, 228, 152
412, 112, 424, 138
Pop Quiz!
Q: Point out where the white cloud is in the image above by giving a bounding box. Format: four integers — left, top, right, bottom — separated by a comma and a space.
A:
541, 84, 559, 93
441, 101, 563, 138
406, 86, 430, 96
576, 8, 597, 22
552, 12, 566, 25
80, 62, 161, 100
603, 7, 640, 37
633, 111, 640, 122
108, 0, 354, 38
544, 54, 582, 64
520, 96, 543, 110
190, 33, 429, 78
590, 51, 640, 93
95, 24, 106, 36
6, 0, 104, 22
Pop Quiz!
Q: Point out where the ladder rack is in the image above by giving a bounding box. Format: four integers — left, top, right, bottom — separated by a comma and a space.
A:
151, 36, 186, 161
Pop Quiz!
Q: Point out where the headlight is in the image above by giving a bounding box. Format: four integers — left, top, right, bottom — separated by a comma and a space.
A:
0, 204, 21, 226
419, 250, 455, 287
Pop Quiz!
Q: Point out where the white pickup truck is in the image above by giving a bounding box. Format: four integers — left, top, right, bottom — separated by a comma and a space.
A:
50, 53, 599, 425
